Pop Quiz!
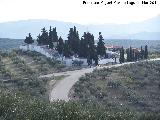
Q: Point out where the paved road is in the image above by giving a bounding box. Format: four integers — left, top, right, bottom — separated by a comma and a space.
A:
40, 58, 160, 102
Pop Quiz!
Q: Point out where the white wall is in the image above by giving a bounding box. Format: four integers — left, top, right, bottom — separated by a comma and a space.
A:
20, 45, 118, 66
19, 45, 88, 66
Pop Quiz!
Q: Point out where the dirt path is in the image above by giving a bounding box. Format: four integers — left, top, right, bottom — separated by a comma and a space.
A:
42, 58, 160, 102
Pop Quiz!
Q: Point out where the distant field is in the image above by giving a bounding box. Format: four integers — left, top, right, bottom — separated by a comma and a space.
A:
103, 39, 160, 49
0, 38, 24, 51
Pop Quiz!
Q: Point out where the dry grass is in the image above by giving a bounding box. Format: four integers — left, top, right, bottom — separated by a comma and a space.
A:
71, 60, 160, 112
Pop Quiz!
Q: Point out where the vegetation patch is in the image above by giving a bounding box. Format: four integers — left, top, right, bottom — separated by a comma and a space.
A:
0, 50, 67, 100
70, 60, 160, 113
1, 91, 160, 120
54, 75, 69, 81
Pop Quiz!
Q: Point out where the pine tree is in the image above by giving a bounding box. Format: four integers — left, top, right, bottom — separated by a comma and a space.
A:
41, 27, 49, 45
119, 47, 124, 63
144, 45, 148, 59
56, 36, 64, 55
97, 32, 106, 57
24, 33, 34, 44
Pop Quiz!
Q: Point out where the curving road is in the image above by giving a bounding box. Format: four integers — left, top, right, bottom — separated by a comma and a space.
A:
41, 58, 160, 102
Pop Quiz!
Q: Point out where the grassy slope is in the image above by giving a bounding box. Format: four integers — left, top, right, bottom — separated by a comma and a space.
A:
70, 60, 160, 113
0, 49, 66, 101
1, 50, 160, 119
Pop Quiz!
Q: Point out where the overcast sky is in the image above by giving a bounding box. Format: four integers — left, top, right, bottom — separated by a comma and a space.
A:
0, 0, 160, 24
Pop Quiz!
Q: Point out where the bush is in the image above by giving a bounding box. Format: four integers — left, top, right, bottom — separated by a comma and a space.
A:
107, 81, 121, 88
1, 91, 160, 120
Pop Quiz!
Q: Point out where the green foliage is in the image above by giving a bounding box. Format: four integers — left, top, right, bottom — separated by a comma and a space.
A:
140, 46, 144, 60
56, 36, 64, 55
37, 26, 58, 47
63, 40, 72, 57
81, 32, 98, 65
24, 33, 34, 44
144, 45, 148, 59
119, 47, 125, 63
126, 45, 148, 62
71, 60, 160, 113
48, 26, 58, 48
107, 81, 121, 88
97, 32, 106, 57
1, 91, 159, 120
37, 27, 49, 45
68, 26, 80, 54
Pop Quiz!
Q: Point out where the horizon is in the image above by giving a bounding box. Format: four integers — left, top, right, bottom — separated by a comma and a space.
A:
0, 14, 159, 25
0, 14, 159, 26
0, 0, 160, 24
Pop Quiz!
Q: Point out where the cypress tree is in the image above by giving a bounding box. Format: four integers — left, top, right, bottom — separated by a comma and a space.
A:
48, 26, 54, 49
129, 46, 133, 62
79, 37, 88, 58
132, 49, 135, 61
63, 40, 72, 57
68, 26, 80, 54
80, 32, 97, 65
52, 27, 58, 43
119, 47, 124, 63
140, 46, 144, 60
97, 32, 106, 57
37, 34, 42, 45
94, 52, 99, 66
56, 36, 64, 55
144, 45, 148, 59
126, 48, 130, 62
135, 52, 138, 61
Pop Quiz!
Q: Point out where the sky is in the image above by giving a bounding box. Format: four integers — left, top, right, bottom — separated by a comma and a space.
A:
0, 0, 160, 24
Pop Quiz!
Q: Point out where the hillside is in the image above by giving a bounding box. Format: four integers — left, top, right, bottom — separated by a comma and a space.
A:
0, 15, 160, 40
70, 60, 160, 112
0, 50, 82, 100
1, 49, 160, 119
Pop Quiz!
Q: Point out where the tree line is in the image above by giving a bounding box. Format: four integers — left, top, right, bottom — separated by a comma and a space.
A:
119, 45, 148, 63
24, 26, 148, 65
24, 26, 106, 65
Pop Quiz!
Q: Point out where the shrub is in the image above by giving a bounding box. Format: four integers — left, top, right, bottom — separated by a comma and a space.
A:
107, 81, 121, 88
